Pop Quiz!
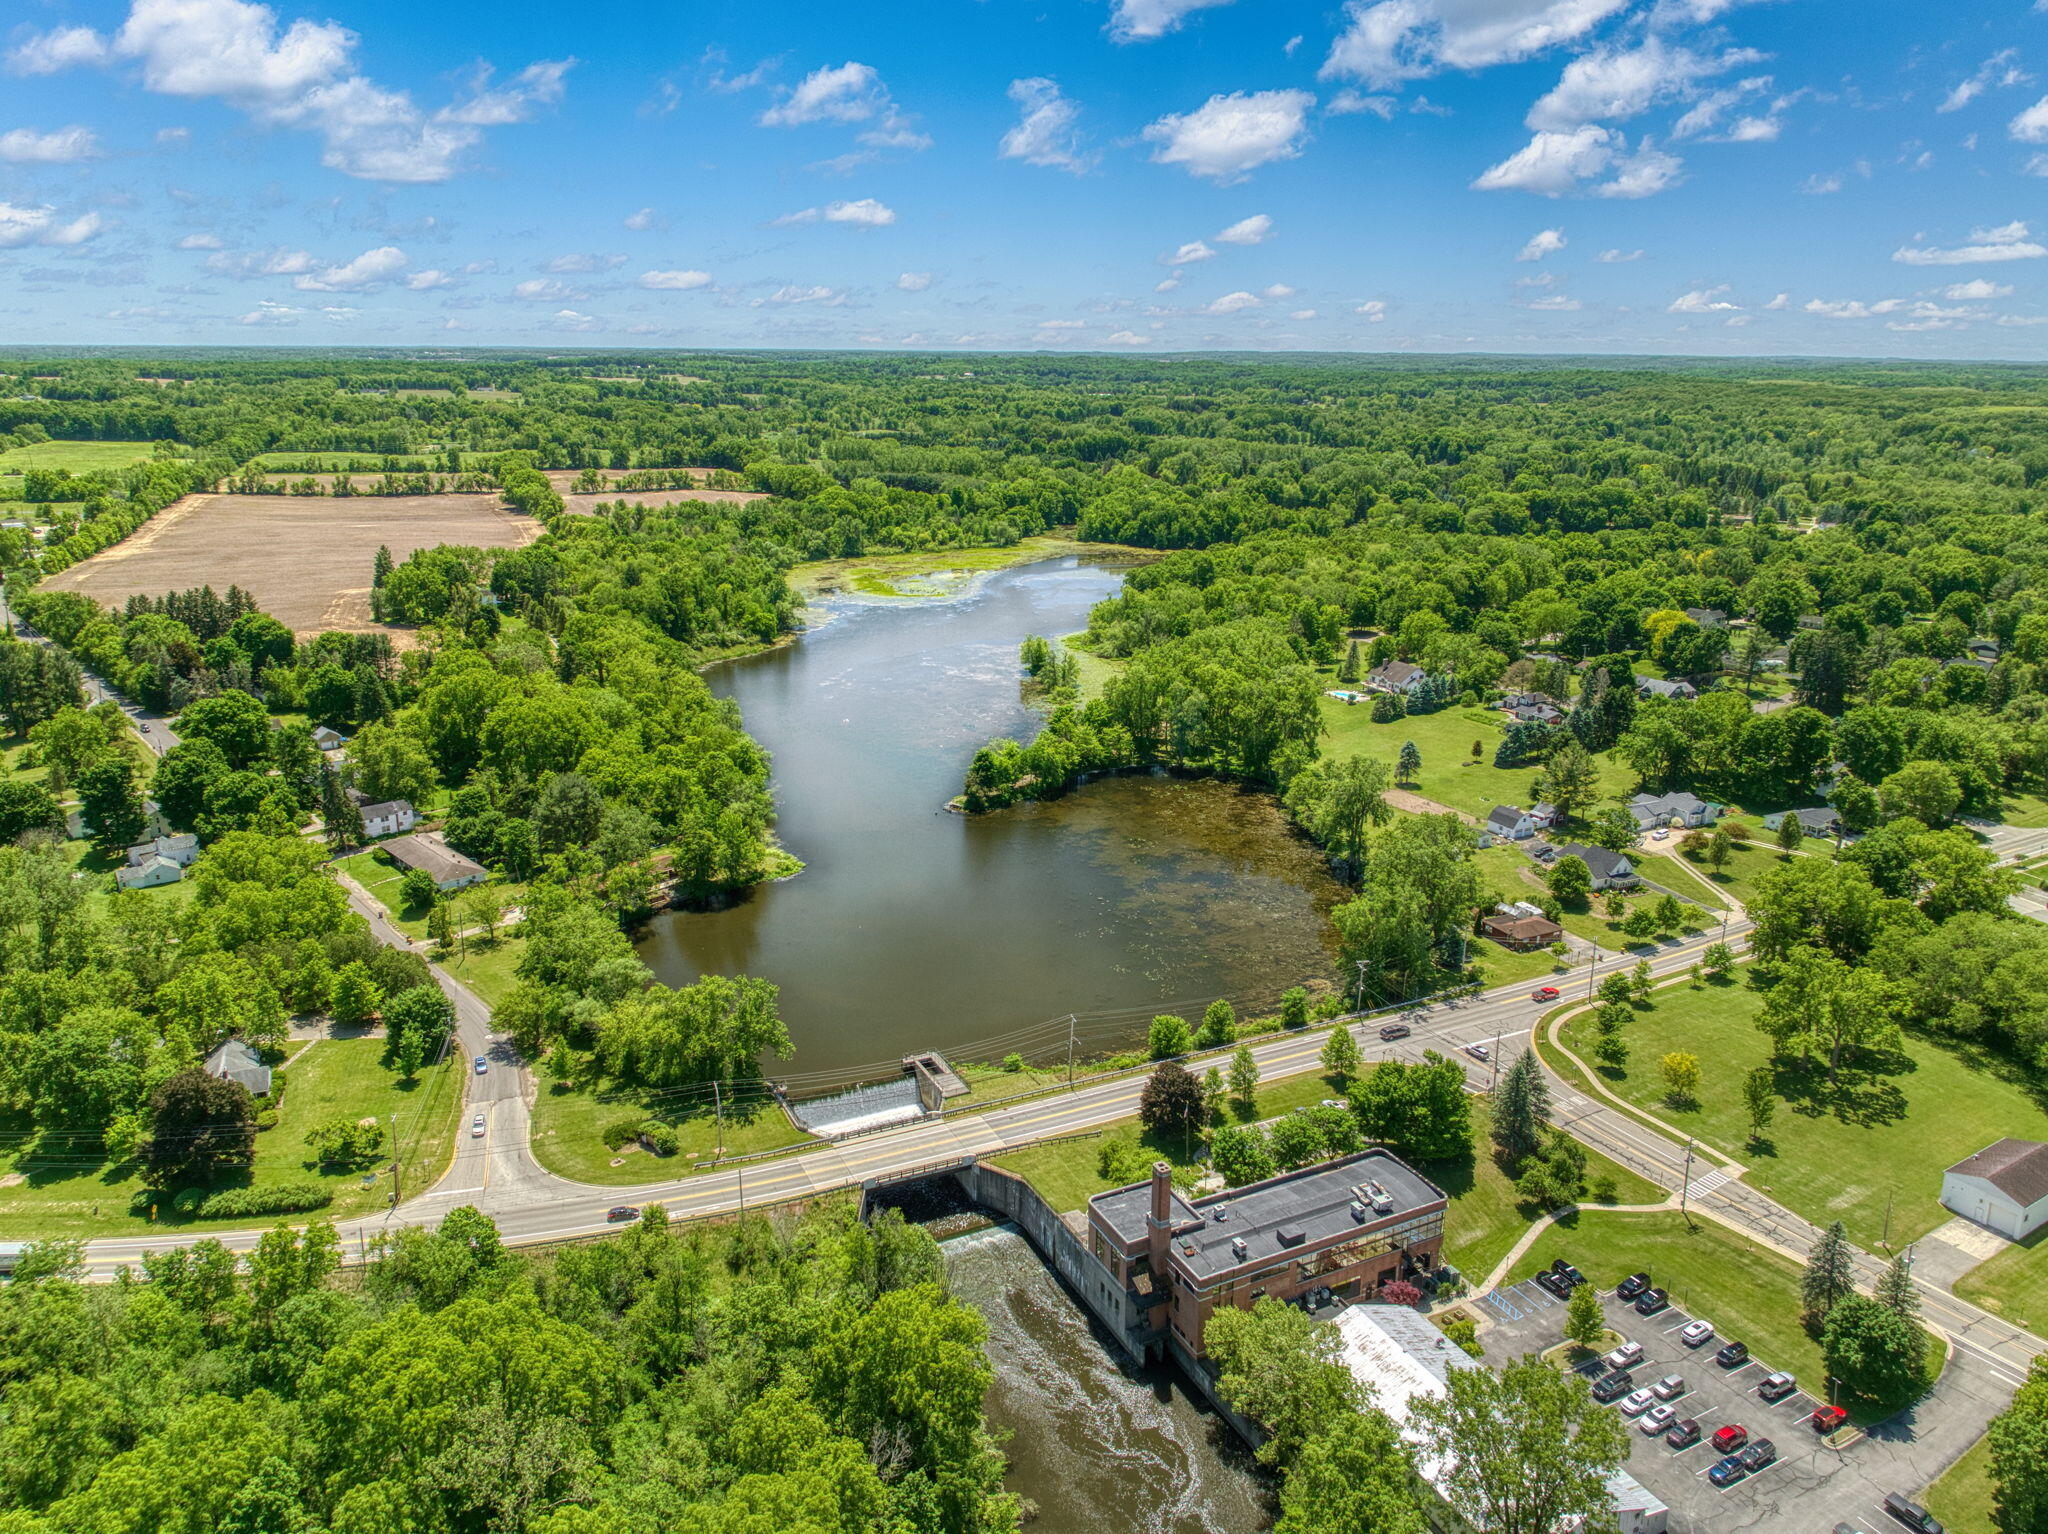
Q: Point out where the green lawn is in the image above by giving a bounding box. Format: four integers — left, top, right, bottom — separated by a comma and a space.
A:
1319, 698, 1633, 823
0, 1038, 461, 1238
0, 441, 162, 475
1555, 978, 2048, 1251
1659, 834, 1799, 910
1924, 1432, 1998, 1534
529, 1073, 811, 1184
1957, 1223, 2048, 1337
438, 936, 524, 1008
337, 849, 430, 935
991, 1085, 1662, 1281
1503, 1211, 1940, 1423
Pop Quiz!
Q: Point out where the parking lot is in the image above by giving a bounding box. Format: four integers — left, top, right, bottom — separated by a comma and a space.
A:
1473, 1270, 2002, 1534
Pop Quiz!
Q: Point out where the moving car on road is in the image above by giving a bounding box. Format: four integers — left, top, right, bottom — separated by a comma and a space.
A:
1531, 986, 1560, 1001
1464, 1042, 1490, 1061
1379, 1022, 1411, 1040
469, 1113, 485, 1138
474, 1055, 488, 1074
606, 1205, 640, 1222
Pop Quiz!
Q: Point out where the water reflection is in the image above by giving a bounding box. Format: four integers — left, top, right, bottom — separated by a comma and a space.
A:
636, 558, 1343, 1077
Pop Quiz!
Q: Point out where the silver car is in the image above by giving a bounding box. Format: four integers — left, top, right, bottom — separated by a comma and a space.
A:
1604, 1341, 1644, 1372
469, 1113, 486, 1138
1680, 1319, 1716, 1348
1652, 1373, 1686, 1400
1619, 1388, 1656, 1416
1639, 1403, 1678, 1435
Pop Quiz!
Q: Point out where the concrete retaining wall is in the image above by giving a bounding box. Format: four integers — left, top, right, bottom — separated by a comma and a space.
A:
955, 1161, 1149, 1358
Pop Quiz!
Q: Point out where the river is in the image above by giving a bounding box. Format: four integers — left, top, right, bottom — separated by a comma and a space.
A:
942, 1223, 1272, 1533
636, 555, 1344, 1078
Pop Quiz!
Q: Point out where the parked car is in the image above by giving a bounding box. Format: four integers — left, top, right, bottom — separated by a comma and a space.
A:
1758, 1372, 1797, 1403
1603, 1341, 1644, 1372
1465, 1042, 1490, 1061
1707, 1454, 1748, 1488
1740, 1439, 1777, 1472
1591, 1371, 1634, 1403
1652, 1373, 1686, 1400
1665, 1418, 1701, 1450
1638, 1403, 1677, 1435
469, 1113, 485, 1138
473, 1055, 488, 1074
1882, 1497, 1944, 1534
1634, 1287, 1670, 1316
1715, 1341, 1750, 1368
606, 1205, 640, 1222
1812, 1404, 1849, 1433
1680, 1319, 1715, 1347
1531, 986, 1561, 1001
1619, 1388, 1655, 1416
1617, 1271, 1651, 1301
1379, 1022, 1412, 1040
1537, 1260, 1585, 1296
1711, 1424, 1749, 1454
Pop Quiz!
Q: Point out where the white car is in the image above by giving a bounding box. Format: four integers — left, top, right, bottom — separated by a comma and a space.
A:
1604, 1341, 1644, 1372
1639, 1403, 1678, 1435
1680, 1319, 1716, 1348
469, 1113, 486, 1138
1619, 1388, 1656, 1416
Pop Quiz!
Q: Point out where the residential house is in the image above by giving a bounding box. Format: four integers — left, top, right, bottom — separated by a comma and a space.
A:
125, 832, 199, 869
1530, 802, 1562, 830
1553, 842, 1640, 891
357, 799, 418, 839
1943, 1139, 2048, 1240
116, 855, 185, 891
1501, 690, 1564, 712
1683, 607, 1728, 628
1087, 1151, 1447, 1361
1762, 806, 1842, 839
1968, 638, 2001, 664
1627, 790, 1717, 832
1365, 659, 1425, 696
381, 832, 487, 892
1332, 1305, 1670, 1534
203, 1038, 272, 1097
312, 725, 347, 751
1480, 910, 1563, 950
1484, 805, 1537, 842
1636, 676, 1698, 701
1505, 701, 1565, 726
72, 798, 172, 843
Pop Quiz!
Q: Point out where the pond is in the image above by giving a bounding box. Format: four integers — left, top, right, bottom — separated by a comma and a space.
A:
636, 556, 1343, 1078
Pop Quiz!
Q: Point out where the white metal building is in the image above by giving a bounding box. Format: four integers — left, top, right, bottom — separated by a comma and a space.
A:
1943, 1139, 2048, 1239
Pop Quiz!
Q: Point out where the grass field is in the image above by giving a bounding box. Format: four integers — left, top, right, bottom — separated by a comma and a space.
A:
0, 441, 161, 475
991, 1084, 1662, 1280
1659, 834, 1801, 910
1318, 699, 1634, 823
0, 1037, 461, 1238
337, 849, 431, 935
1924, 1432, 1998, 1533
529, 1074, 811, 1183
789, 536, 1153, 601
1502, 1210, 1940, 1423
39, 491, 545, 636
1958, 1221, 2048, 1336
1554, 977, 2048, 1251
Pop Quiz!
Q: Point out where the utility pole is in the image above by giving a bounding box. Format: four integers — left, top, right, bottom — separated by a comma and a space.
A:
1354, 959, 1369, 1013
1066, 1014, 1076, 1090
712, 1079, 725, 1158
1489, 1030, 1502, 1089
389, 1112, 402, 1209
1679, 1136, 1696, 1228
1586, 951, 1600, 1001
1882, 1188, 1893, 1251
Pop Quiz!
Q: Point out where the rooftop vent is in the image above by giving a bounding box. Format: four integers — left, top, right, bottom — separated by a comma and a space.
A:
1231, 1237, 1248, 1259
1348, 1200, 1368, 1222
1211, 1207, 1229, 1222
1277, 1225, 1306, 1248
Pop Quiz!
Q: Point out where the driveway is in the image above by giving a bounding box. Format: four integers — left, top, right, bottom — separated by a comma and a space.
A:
1474, 1277, 2009, 1533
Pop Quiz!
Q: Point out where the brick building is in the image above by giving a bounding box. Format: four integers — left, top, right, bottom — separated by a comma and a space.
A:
1087, 1148, 1448, 1359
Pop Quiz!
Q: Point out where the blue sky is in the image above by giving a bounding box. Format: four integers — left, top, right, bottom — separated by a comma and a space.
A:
4, 0, 2048, 356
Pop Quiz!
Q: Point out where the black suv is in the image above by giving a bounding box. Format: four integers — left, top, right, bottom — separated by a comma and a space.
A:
1537, 1259, 1585, 1297
1634, 1287, 1670, 1316
1883, 1494, 1944, 1534
1591, 1371, 1634, 1403
1715, 1340, 1749, 1368
1740, 1439, 1777, 1472
1617, 1271, 1651, 1301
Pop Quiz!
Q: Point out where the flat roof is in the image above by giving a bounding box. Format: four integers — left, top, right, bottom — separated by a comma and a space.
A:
1092, 1148, 1444, 1281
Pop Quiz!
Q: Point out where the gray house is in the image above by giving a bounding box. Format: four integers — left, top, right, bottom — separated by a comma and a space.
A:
1367, 659, 1425, 695
203, 1038, 272, 1097
1762, 806, 1842, 838
1636, 676, 1699, 701
1553, 842, 1641, 891
1627, 791, 1717, 831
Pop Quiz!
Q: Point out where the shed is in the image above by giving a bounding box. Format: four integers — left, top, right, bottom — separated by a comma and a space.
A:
1943, 1139, 2048, 1239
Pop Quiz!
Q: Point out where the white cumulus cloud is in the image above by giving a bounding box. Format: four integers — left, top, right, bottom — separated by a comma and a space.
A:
1942, 278, 2012, 299
0, 202, 102, 247
999, 77, 1091, 173
1321, 0, 1631, 89
0, 126, 100, 162
1517, 227, 1566, 260
897, 271, 933, 291
825, 197, 895, 226
291, 244, 405, 291
1355, 299, 1388, 321
1526, 40, 1758, 133
1943, 50, 2028, 114
1103, 330, 1152, 344
1594, 247, 1643, 262
639, 269, 712, 290
1216, 213, 1274, 245
1108, 0, 1235, 42
1142, 89, 1314, 184
1667, 284, 1741, 313
1202, 290, 1262, 314
1893, 221, 2047, 266
6, 25, 110, 74
1165, 239, 1216, 265
623, 206, 659, 231
1472, 125, 1681, 199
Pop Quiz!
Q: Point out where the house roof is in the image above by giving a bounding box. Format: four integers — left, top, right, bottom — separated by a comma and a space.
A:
202, 1037, 271, 1096
1482, 913, 1562, 941
1947, 1139, 2048, 1207
359, 799, 413, 822
1556, 842, 1633, 880
1371, 659, 1423, 685
381, 833, 486, 886
1486, 805, 1528, 832
1764, 806, 1840, 834
1684, 607, 1728, 626
1637, 676, 1696, 698
1630, 790, 1711, 815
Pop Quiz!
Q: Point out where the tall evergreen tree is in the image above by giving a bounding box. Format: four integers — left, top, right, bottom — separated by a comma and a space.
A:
1492, 1051, 1550, 1161
1876, 1251, 1920, 1323
1801, 1220, 1856, 1324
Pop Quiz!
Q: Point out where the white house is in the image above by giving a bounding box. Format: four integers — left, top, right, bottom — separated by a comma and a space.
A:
117, 854, 185, 891
125, 832, 199, 869
1552, 842, 1641, 891
1366, 659, 1426, 696
1942, 1139, 2048, 1239
358, 799, 417, 839
1484, 805, 1537, 842
312, 725, 347, 751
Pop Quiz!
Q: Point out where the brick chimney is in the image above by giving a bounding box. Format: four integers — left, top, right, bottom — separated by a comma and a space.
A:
1146, 1161, 1173, 1277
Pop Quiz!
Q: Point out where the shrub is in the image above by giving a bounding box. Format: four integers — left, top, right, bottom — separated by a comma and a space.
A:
639, 1121, 679, 1157
171, 1187, 207, 1215
1001, 1052, 1024, 1073
1097, 1133, 1148, 1184
1381, 1279, 1424, 1306
601, 1115, 645, 1151
1590, 1175, 1619, 1204
190, 1183, 333, 1218
254, 1110, 280, 1131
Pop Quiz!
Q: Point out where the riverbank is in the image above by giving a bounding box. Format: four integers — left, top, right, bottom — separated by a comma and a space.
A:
788, 534, 1156, 603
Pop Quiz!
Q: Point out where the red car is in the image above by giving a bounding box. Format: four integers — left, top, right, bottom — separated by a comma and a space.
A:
1712, 1424, 1749, 1454
1811, 1405, 1848, 1433
1532, 986, 1561, 1002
